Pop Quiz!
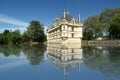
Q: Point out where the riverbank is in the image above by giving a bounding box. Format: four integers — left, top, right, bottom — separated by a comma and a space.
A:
82, 40, 120, 46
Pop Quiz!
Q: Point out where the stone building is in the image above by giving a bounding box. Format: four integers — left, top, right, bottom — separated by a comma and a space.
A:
47, 10, 83, 44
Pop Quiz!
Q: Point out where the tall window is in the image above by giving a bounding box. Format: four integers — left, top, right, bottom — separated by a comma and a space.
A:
71, 49, 74, 53
63, 26, 65, 30
72, 27, 74, 31
72, 33, 74, 38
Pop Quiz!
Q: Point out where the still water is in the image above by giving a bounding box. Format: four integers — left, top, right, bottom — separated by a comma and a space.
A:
0, 44, 120, 80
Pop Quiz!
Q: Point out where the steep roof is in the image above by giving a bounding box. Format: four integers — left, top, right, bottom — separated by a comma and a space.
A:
59, 10, 73, 21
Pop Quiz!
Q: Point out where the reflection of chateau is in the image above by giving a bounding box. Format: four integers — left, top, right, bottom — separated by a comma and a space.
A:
47, 44, 83, 75
47, 10, 83, 44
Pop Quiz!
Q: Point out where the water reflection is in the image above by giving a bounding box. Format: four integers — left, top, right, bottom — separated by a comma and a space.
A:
0, 44, 46, 66
47, 44, 120, 78
83, 46, 120, 78
0, 44, 21, 57
22, 45, 46, 65
0, 44, 120, 79
47, 44, 83, 75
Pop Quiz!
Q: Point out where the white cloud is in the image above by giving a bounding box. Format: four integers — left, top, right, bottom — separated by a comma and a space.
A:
0, 14, 29, 27
0, 14, 47, 34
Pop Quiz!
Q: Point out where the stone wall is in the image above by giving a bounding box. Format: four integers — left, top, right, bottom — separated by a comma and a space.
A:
47, 38, 82, 44
82, 40, 120, 46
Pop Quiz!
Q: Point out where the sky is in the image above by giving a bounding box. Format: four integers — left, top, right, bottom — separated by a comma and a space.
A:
0, 0, 120, 34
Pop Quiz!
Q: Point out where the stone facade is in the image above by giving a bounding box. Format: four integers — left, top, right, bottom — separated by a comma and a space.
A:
47, 10, 83, 44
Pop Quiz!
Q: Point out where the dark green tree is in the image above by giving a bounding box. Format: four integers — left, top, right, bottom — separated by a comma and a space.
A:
99, 8, 120, 38
109, 14, 120, 39
22, 32, 31, 43
26, 20, 46, 43
99, 8, 114, 30
3, 29, 10, 44
10, 29, 22, 44
0, 33, 4, 44
84, 16, 103, 39
1, 29, 22, 44
83, 28, 94, 40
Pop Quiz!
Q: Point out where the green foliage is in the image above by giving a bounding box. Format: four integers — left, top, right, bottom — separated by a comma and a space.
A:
26, 20, 46, 43
109, 14, 120, 39
84, 16, 103, 39
10, 31, 22, 44
99, 8, 114, 30
83, 29, 94, 40
0, 20, 47, 44
0, 33, 4, 44
0, 29, 22, 44
22, 32, 31, 42
84, 8, 120, 40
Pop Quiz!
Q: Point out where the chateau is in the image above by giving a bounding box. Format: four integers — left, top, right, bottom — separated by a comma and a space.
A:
47, 10, 83, 44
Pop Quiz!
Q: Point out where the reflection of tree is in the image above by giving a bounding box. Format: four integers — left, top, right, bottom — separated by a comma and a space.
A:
83, 46, 120, 78
108, 47, 120, 77
0, 44, 21, 57
22, 44, 46, 65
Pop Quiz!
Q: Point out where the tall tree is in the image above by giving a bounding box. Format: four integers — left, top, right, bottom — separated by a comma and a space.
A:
109, 14, 120, 39
26, 20, 46, 43
10, 29, 22, 44
83, 28, 94, 40
99, 8, 114, 30
99, 8, 120, 37
84, 16, 103, 39
3, 29, 10, 43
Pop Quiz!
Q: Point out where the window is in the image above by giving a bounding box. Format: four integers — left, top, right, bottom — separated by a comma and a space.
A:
72, 27, 74, 31
63, 26, 65, 30
71, 49, 74, 53
72, 33, 74, 38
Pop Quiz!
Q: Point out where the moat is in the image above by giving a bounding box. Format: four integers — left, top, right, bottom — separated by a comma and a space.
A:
0, 44, 120, 80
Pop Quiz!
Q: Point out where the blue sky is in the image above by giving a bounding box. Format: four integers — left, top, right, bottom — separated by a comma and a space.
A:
0, 0, 120, 33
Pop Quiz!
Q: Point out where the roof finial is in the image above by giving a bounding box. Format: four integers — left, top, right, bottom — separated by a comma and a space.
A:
64, 10, 66, 18
78, 13, 81, 22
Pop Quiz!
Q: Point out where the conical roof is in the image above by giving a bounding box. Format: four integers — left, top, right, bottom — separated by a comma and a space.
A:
59, 10, 73, 21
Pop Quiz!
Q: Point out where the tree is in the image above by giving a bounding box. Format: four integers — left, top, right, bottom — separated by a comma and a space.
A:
10, 29, 22, 44
0, 33, 4, 44
22, 32, 31, 43
26, 20, 46, 43
3, 29, 10, 44
99, 8, 120, 38
1, 29, 22, 44
99, 8, 114, 30
83, 28, 94, 40
84, 16, 103, 39
109, 14, 120, 39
